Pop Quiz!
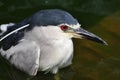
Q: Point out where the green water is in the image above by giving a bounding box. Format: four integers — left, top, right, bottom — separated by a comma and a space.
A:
0, 0, 120, 80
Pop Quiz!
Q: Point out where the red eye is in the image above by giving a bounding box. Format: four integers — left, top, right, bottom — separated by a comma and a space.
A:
60, 25, 68, 31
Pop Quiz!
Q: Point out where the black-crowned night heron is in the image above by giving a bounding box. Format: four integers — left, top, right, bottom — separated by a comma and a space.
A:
0, 9, 107, 76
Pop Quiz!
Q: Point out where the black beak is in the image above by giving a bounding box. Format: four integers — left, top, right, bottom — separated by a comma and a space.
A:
76, 28, 108, 45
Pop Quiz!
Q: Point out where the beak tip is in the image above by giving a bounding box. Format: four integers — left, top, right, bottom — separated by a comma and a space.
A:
94, 37, 108, 46
77, 28, 108, 46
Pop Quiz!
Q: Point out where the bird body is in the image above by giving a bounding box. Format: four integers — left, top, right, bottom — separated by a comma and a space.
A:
24, 26, 74, 74
0, 9, 107, 76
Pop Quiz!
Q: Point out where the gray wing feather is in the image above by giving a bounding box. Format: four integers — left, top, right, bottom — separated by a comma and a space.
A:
0, 39, 40, 76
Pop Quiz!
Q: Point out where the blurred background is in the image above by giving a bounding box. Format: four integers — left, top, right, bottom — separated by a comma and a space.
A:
0, 0, 120, 80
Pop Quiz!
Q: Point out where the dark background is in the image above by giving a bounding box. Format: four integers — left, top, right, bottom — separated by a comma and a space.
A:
0, 0, 120, 80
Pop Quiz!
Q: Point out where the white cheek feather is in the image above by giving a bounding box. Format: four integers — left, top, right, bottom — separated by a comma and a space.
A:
40, 26, 71, 39
70, 23, 81, 29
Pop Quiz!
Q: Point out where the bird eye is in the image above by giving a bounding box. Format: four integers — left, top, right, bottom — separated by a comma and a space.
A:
60, 25, 68, 31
